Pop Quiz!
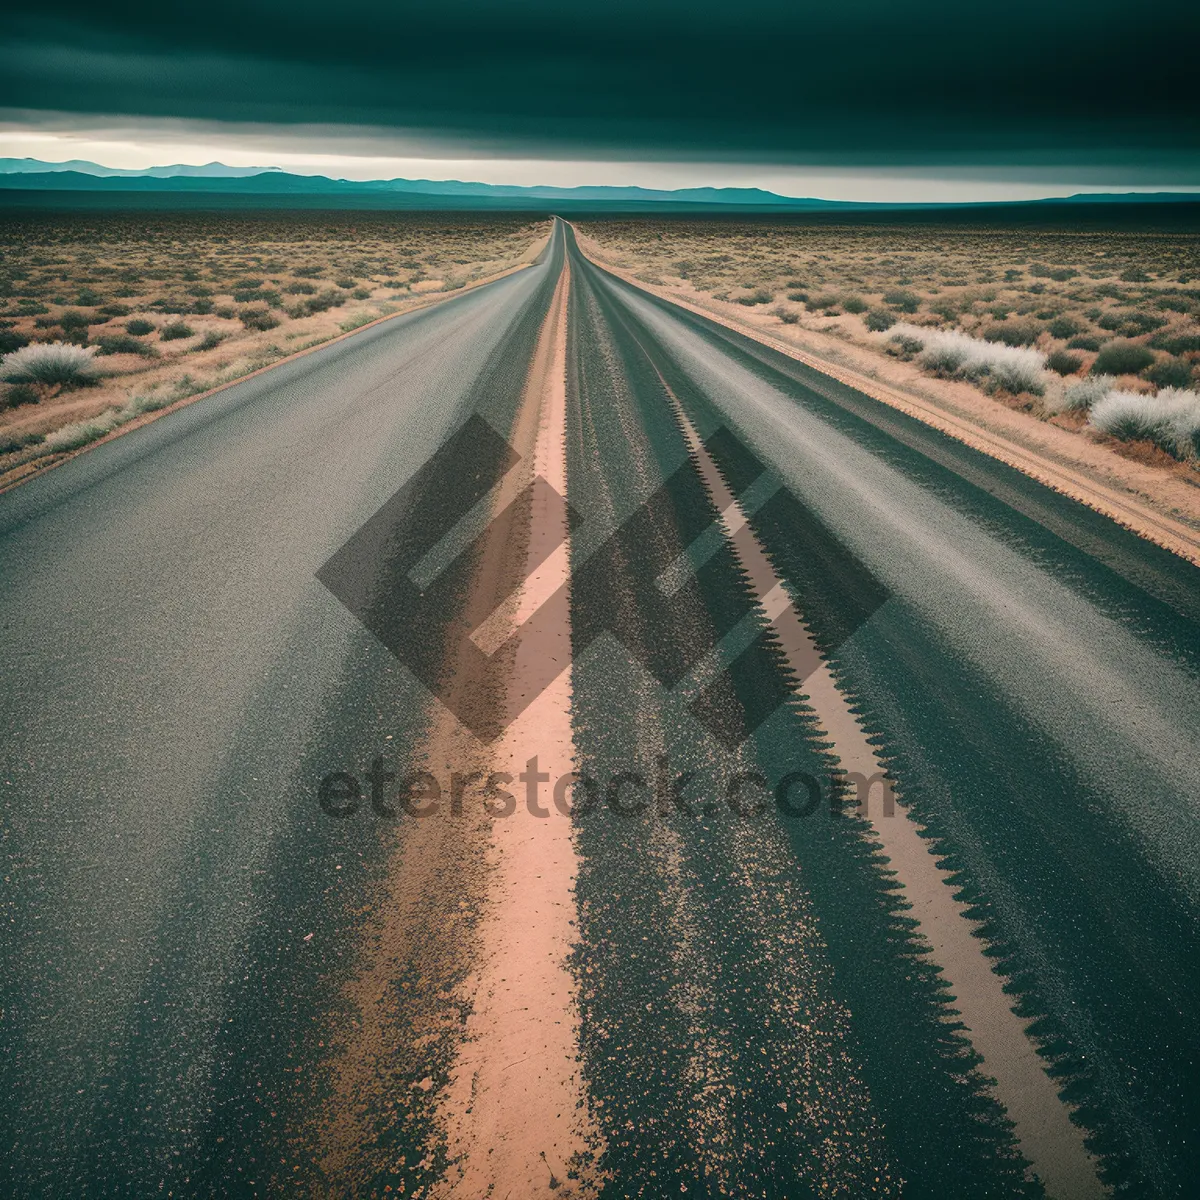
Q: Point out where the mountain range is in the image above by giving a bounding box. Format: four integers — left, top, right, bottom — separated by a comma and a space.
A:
1, 158, 1197, 214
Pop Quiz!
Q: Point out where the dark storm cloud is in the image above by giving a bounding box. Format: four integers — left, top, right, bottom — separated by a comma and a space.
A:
3, 1, 1198, 170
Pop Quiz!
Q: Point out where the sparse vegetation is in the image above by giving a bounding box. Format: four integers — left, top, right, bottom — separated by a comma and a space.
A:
890, 324, 1046, 394
883, 289, 921, 313
4, 384, 40, 409
1092, 341, 1155, 376
1090, 387, 1200, 458
1062, 375, 1115, 412
0, 210, 549, 475
0, 342, 100, 387
1144, 357, 1195, 389
1047, 349, 1083, 376
96, 334, 159, 357
239, 309, 280, 332
981, 321, 1041, 347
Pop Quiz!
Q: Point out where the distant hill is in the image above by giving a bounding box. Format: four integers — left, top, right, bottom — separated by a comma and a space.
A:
0, 158, 283, 179
0, 160, 1196, 216
0, 162, 823, 208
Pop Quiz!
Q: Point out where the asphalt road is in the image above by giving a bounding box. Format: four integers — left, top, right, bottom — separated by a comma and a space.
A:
2, 217, 1198, 1197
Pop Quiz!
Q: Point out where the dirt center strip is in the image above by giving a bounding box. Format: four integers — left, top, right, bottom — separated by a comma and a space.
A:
437, 255, 601, 1198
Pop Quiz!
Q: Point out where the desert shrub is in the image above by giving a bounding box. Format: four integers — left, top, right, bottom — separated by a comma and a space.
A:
981, 321, 1041, 347
772, 305, 799, 324
1048, 316, 1081, 339
99, 304, 131, 318
232, 288, 281, 305
150, 297, 190, 314
352, 288, 373, 300
806, 294, 839, 312
1067, 334, 1101, 351
44, 411, 122, 453
160, 321, 195, 341
231, 278, 264, 291
841, 295, 868, 314
0, 430, 44, 452
735, 288, 773, 306
196, 330, 227, 351
191, 298, 214, 315
1093, 341, 1154, 376
1149, 332, 1200, 354
59, 311, 91, 332
1030, 264, 1077, 281
75, 288, 104, 306
96, 334, 159, 357
186, 284, 212, 297
1143, 357, 1195, 389
123, 390, 173, 416
240, 308, 280, 331
1156, 294, 1193, 313
303, 290, 347, 315
883, 289, 921, 313
4, 383, 40, 408
1090, 387, 1200, 457
865, 308, 895, 332
125, 319, 155, 336
919, 335, 971, 374
786, 290, 808, 302
293, 265, 324, 278
1120, 310, 1167, 334
894, 323, 1046, 394
886, 330, 925, 357
1119, 267, 1151, 283
0, 330, 29, 354
336, 278, 357, 289
286, 281, 317, 295
1047, 350, 1083, 376
0, 342, 100, 387
1063, 375, 1115, 411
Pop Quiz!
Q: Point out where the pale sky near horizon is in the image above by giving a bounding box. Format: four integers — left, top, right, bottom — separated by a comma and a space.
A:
2, 123, 1196, 204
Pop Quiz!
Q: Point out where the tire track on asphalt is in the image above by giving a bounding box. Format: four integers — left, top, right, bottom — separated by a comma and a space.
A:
564, 257, 903, 1198
655, 364, 1105, 1199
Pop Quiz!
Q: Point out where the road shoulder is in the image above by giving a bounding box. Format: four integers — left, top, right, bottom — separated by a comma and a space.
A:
572, 228, 1200, 566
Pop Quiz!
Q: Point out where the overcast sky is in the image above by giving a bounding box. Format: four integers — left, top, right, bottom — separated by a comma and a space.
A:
2, 2, 1197, 201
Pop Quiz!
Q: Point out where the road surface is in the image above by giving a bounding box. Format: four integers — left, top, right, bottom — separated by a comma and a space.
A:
2, 218, 1198, 1198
